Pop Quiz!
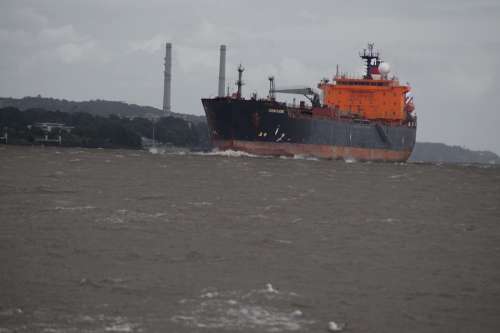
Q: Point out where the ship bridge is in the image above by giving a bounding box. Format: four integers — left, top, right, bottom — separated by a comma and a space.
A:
318, 43, 412, 122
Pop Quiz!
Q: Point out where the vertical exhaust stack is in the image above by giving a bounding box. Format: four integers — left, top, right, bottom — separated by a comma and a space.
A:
218, 45, 226, 97
163, 42, 172, 113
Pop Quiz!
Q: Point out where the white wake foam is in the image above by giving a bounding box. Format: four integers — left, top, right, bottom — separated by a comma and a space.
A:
343, 157, 357, 163
193, 149, 262, 158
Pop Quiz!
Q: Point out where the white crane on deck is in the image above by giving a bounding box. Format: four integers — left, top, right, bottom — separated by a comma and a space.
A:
268, 77, 321, 107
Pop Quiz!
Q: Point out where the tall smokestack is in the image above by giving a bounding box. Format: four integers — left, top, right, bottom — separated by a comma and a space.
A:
163, 42, 172, 113
218, 45, 226, 97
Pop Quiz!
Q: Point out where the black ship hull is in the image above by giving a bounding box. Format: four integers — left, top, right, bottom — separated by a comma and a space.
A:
202, 98, 416, 162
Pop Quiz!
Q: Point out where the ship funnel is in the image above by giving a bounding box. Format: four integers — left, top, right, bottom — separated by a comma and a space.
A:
163, 42, 172, 113
218, 45, 226, 97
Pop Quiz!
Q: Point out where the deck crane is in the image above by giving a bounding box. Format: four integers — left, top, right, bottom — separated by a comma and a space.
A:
268, 77, 321, 107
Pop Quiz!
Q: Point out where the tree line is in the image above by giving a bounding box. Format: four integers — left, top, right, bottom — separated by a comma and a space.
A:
0, 107, 210, 149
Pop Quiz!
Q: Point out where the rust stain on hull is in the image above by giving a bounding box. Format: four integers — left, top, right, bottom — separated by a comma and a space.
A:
213, 140, 412, 162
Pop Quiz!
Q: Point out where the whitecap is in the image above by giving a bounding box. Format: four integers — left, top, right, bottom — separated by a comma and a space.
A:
105, 323, 133, 332
172, 285, 314, 331
0, 308, 23, 316
188, 201, 213, 207
54, 206, 95, 211
343, 157, 357, 163
201, 291, 219, 298
265, 283, 279, 294
380, 217, 400, 223
389, 174, 407, 179
274, 239, 292, 244
328, 320, 345, 331
97, 216, 124, 224
148, 147, 162, 154
173, 303, 310, 331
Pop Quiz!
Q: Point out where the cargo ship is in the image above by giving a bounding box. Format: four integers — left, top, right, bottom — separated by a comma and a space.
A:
202, 44, 416, 162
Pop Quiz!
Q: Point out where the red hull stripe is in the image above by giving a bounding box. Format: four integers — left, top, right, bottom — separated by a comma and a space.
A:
213, 140, 412, 162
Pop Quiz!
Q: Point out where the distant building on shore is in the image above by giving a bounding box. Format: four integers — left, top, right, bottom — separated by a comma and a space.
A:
30, 122, 73, 145
32, 122, 73, 133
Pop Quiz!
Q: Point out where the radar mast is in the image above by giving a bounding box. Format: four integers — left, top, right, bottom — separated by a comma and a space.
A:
359, 43, 381, 79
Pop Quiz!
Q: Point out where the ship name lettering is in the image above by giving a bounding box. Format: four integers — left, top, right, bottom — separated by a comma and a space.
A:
268, 108, 284, 114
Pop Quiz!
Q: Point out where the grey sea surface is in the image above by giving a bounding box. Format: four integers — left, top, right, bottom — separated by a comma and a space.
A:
0, 145, 499, 333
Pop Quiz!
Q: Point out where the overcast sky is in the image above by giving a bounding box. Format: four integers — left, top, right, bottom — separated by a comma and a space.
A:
1, 0, 499, 153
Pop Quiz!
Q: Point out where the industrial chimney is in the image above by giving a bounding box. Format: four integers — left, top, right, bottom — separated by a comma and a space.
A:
163, 42, 172, 113
218, 45, 226, 97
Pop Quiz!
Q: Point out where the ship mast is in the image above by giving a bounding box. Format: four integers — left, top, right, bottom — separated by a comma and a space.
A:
236, 64, 245, 99
359, 43, 381, 79
268, 76, 275, 100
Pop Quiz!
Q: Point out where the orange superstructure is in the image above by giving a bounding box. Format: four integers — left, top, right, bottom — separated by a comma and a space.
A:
318, 43, 414, 123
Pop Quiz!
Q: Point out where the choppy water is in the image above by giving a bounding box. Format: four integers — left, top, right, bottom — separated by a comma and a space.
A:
0, 145, 499, 333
